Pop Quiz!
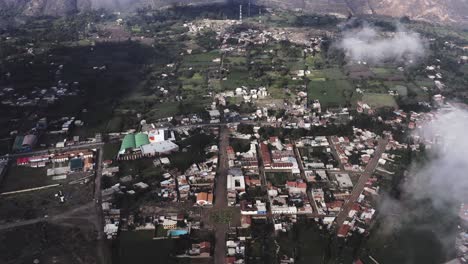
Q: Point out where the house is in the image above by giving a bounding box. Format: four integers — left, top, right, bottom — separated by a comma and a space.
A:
260, 143, 272, 167
162, 219, 177, 229
227, 146, 235, 160
189, 241, 211, 257
286, 181, 307, 194
337, 224, 352, 237
196, 192, 213, 206
69, 158, 84, 172
241, 215, 251, 228
208, 110, 221, 119
21, 134, 37, 151
227, 175, 246, 192
334, 173, 353, 189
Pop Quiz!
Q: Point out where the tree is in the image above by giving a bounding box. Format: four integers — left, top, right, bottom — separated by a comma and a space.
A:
195, 30, 220, 51
237, 124, 254, 134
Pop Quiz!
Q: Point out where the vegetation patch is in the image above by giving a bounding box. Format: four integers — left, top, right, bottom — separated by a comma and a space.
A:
362, 93, 398, 108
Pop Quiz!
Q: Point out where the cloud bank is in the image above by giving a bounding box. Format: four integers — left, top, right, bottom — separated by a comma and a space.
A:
336, 24, 427, 64
376, 106, 468, 254
408, 106, 468, 205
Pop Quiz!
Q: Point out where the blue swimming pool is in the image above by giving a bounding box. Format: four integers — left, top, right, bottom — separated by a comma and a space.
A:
169, 230, 188, 236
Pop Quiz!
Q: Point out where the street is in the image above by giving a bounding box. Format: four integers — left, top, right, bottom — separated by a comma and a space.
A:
292, 143, 321, 215
213, 126, 229, 264
335, 137, 389, 228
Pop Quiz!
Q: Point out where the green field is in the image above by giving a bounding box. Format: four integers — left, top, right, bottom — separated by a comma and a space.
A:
181, 51, 220, 68
308, 79, 358, 108
114, 231, 188, 264
362, 93, 398, 108
265, 172, 295, 186
221, 68, 262, 90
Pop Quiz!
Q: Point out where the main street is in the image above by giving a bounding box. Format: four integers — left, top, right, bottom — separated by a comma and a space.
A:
0, 142, 104, 159
94, 147, 110, 264
335, 137, 389, 228
213, 126, 229, 264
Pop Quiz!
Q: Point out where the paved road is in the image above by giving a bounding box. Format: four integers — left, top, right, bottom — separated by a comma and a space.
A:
256, 142, 275, 222
93, 147, 111, 264
335, 137, 389, 228
213, 126, 229, 264
1, 142, 104, 159
292, 143, 320, 215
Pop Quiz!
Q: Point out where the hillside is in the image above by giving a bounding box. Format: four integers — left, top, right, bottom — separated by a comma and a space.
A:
0, 0, 467, 24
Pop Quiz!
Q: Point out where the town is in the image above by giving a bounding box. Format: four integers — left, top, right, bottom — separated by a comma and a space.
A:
0, 2, 468, 264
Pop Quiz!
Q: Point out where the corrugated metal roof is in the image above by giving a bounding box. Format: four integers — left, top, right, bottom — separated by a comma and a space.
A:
70, 158, 84, 170
22, 134, 37, 146
13, 135, 24, 151
135, 133, 149, 148
120, 134, 136, 151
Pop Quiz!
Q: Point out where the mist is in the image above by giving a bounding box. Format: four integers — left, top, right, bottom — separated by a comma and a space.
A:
336, 24, 427, 64
408, 106, 468, 204
375, 106, 468, 259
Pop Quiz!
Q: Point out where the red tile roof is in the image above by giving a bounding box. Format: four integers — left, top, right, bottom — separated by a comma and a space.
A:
260, 143, 272, 166
337, 224, 351, 237
225, 257, 236, 264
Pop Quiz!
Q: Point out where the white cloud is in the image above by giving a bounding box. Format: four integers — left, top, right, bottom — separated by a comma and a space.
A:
336, 24, 427, 64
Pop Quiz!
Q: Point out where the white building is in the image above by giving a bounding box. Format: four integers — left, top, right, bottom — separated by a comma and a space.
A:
227, 175, 246, 192
140, 141, 179, 156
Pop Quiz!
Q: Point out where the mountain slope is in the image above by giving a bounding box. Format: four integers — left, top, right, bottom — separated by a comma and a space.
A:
0, 0, 467, 24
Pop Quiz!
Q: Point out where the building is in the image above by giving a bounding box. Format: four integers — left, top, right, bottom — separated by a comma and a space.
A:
337, 223, 352, 237
260, 143, 272, 167
208, 109, 221, 119
162, 219, 178, 230
118, 133, 150, 155
135, 133, 150, 147
0, 159, 8, 183
12, 134, 38, 152
227, 175, 246, 192
334, 173, 353, 189
22, 135, 37, 151
70, 158, 84, 172
189, 241, 211, 257
460, 203, 468, 227
140, 141, 179, 156
196, 192, 213, 206
286, 181, 307, 194
146, 125, 175, 143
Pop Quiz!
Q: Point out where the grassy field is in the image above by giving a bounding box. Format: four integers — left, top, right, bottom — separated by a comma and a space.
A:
307, 79, 357, 108
0, 222, 98, 264
362, 93, 398, 108
103, 142, 120, 161
265, 172, 295, 186
221, 68, 262, 90
114, 230, 189, 264
181, 51, 220, 69
0, 166, 49, 192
